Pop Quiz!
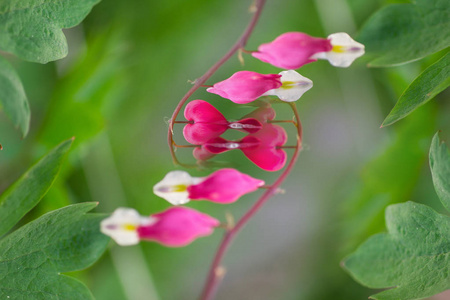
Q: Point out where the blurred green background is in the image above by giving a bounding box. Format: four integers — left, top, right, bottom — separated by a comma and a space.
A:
0, 0, 449, 299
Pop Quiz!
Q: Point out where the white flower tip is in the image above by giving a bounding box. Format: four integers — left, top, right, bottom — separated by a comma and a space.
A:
266, 70, 313, 102
101, 208, 154, 246
153, 171, 203, 205
325, 32, 365, 68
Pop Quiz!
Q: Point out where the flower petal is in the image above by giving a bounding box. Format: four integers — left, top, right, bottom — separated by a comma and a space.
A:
153, 171, 203, 205
265, 70, 313, 102
137, 207, 219, 247
187, 168, 264, 203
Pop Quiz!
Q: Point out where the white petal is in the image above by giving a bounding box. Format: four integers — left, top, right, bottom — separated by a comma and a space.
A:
100, 208, 156, 246
265, 70, 313, 102
153, 171, 203, 205
320, 32, 365, 67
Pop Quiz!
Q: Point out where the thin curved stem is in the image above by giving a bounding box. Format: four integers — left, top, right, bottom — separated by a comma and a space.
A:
167, 0, 267, 165
199, 103, 302, 300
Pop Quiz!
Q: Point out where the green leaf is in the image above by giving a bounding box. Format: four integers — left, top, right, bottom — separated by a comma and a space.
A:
0, 138, 73, 237
0, 0, 101, 63
430, 133, 450, 212
358, 0, 450, 67
0, 55, 30, 137
0, 203, 110, 299
382, 52, 450, 126
343, 202, 450, 300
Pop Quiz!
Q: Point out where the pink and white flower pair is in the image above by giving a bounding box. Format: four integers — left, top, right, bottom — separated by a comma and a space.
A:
207, 70, 313, 103
153, 168, 264, 205
101, 207, 219, 247
252, 32, 365, 69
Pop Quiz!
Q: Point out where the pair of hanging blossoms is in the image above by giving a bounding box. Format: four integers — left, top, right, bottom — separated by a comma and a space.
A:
101, 168, 264, 246
184, 101, 288, 171
100, 30, 364, 249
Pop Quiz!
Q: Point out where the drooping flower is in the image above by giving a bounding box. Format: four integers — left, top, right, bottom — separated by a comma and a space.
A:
194, 124, 288, 171
240, 123, 288, 171
101, 207, 219, 247
252, 32, 332, 69
252, 32, 364, 69
264, 70, 313, 102
183, 100, 263, 144
153, 168, 264, 205
311, 32, 365, 67
206, 71, 282, 104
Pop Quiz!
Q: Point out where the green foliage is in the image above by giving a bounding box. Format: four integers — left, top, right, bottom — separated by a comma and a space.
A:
0, 203, 110, 299
430, 133, 450, 211
358, 0, 450, 67
0, 56, 30, 137
382, 52, 450, 126
343, 134, 450, 300
343, 202, 450, 300
0, 139, 72, 237
0, 0, 101, 63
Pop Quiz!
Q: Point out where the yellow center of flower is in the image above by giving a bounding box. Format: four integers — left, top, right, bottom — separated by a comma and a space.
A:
172, 184, 187, 192
122, 224, 137, 231
332, 45, 346, 53
281, 81, 296, 89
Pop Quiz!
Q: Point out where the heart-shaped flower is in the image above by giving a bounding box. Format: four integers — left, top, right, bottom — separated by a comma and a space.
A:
100, 207, 219, 247
153, 168, 264, 205
183, 100, 263, 144
207, 71, 282, 104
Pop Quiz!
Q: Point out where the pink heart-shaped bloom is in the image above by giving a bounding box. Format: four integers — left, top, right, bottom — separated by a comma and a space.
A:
193, 124, 288, 171
137, 207, 219, 247
207, 71, 282, 104
183, 100, 228, 144
187, 168, 264, 204
183, 100, 263, 144
241, 124, 288, 171
252, 32, 332, 69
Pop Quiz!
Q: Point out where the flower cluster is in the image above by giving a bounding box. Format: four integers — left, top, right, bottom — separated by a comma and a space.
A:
100, 30, 364, 248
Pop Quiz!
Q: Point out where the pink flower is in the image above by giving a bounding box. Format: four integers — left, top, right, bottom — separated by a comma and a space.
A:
153, 168, 264, 205
183, 100, 263, 144
207, 71, 282, 104
241, 124, 288, 171
252, 32, 332, 69
138, 207, 219, 247
187, 168, 265, 203
252, 32, 365, 69
194, 124, 288, 171
100, 207, 219, 247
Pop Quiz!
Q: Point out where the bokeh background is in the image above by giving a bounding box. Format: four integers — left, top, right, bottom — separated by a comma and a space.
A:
1, 0, 449, 299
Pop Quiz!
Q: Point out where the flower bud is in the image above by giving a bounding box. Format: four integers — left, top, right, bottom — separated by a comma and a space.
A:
153, 168, 264, 205
101, 207, 219, 247
252, 32, 332, 69
207, 71, 282, 104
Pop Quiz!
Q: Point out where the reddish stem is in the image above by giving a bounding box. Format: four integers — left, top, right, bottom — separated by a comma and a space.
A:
199, 103, 302, 300
167, 0, 267, 164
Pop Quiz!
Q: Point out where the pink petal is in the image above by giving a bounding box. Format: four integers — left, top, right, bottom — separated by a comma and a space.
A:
137, 207, 219, 247
252, 32, 332, 69
183, 100, 228, 144
241, 124, 288, 171
207, 71, 282, 104
227, 118, 263, 134
242, 103, 276, 123
187, 168, 264, 203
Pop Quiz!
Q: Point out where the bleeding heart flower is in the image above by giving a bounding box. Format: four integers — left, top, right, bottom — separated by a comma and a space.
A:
206, 71, 282, 104
264, 70, 313, 102
101, 207, 219, 247
194, 124, 288, 171
153, 168, 264, 205
311, 32, 365, 67
183, 100, 263, 144
252, 32, 364, 69
241, 124, 288, 171
252, 32, 332, 69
